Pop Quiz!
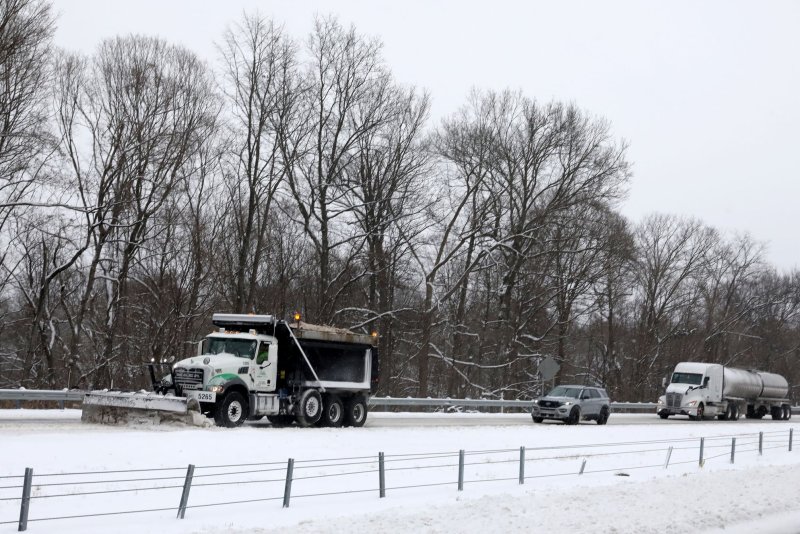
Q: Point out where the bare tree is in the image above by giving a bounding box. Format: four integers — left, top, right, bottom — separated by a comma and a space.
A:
53, 36, 219, 387
217, 14, 299, 313
281, 16, 398, 323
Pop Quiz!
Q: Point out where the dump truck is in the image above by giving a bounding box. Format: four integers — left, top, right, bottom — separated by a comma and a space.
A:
82, 313, 379, 427
656, 362, 791, 421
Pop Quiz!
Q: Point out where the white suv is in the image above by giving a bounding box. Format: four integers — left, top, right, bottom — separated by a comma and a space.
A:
531, 385, 611, 425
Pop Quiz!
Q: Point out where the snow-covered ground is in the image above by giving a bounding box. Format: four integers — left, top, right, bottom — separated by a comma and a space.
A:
1, 410, 798, 533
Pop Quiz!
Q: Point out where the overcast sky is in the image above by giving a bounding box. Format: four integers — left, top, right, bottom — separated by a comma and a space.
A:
52, 0, 800, 270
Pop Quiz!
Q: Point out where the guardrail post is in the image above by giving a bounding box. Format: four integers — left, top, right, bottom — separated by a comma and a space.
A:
579, 458, 586, 475
457, 450, 464, 491
699, 437, 705, 468
664, 446, 673, 469
176, 464, 194, 519
519, 447, 525, 484
730, 438, 736, 464
283, 458, 294, 508
790, 428, 794, 452
17, 468, 32, 532
15, 400, 21, 409
378, 452, 385, 498
759, 432, 763, 455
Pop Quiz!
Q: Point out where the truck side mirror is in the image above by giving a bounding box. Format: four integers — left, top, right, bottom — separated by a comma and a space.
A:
661, 377, 667, 388
703, 377, 710, 388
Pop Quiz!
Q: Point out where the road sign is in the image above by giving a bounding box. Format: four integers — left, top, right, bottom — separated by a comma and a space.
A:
539, 356, 560, 381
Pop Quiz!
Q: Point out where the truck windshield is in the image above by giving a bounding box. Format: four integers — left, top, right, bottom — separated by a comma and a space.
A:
547, 386, 581, 398
671, 372, 703, 385
204, 337, 257, 359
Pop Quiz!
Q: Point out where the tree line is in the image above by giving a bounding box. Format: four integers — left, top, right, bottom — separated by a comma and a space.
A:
1, 0, 798, 403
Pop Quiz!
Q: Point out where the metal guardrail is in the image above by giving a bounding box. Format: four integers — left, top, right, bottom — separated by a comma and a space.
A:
0, 389, 86, 402
368, 396, 659, 411
1, 389, 797, 414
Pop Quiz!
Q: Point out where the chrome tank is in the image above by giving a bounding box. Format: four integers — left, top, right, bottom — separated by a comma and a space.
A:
722, 367, 789, 399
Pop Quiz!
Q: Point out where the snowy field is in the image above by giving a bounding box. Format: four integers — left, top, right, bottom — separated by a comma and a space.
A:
1, 409, 799, 534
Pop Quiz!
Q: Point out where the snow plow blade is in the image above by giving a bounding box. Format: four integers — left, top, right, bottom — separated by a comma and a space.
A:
81, 391, 210, 426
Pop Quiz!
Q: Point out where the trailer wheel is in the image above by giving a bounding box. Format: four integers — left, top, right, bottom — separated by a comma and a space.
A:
214, 392, 248, 428
344, 396, 368, 427
320, 394, 344, 427
784, 405, 792, 420
771, 406, 783, 420
295, 389, 323, 427
731, 404, 740, 421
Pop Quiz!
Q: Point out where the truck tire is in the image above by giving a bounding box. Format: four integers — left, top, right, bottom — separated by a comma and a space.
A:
344, 396, 368, 427
319, 394, 344, 427
691, 403, 704, 421
214, 391, 248, 428
731, 404, 740, 420
295, 389, 323, 427
771, 406, 783, 420
784, 405, 792, 420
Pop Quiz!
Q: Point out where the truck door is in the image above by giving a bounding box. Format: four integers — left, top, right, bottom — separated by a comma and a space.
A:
253, 341, 278, 392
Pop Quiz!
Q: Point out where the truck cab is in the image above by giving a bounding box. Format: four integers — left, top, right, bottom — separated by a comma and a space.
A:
658, 362, 722, 420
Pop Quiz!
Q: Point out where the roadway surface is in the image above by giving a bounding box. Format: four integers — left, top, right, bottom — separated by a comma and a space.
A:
0, 408, 791, 430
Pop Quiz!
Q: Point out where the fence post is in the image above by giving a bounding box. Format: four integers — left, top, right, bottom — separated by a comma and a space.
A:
379, 452, 385, 498
17, 468, 33, 532
759, 432, 763, 455
457, 450, 464, 491
283, 458, 294, 508
790, 428, 794, 452
664, 446, 673, 469
730, 438, 736, 464
699, 437, 705, 468
579, 458, 586, 475
519, 447, 525, 484
176, 464, 194, 519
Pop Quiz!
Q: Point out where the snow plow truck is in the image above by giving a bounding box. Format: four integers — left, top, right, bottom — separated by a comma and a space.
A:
82, 313, 379, 427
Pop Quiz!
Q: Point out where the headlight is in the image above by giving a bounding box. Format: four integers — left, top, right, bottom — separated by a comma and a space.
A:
208, 385, 224, 393
562, 401, 572, 406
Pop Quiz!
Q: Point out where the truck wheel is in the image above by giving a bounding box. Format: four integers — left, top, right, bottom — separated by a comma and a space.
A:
214, 392, 248, 428
691, 403, 704, 421
344, 396, 368, 427
731, 405, 740, 421
784, 405, 792, 420
295, 389, 323, 427
597, 407, 610, 425
771, 406, 783, 420
320, 394, 344, 427
267, 415, 294, 427
565, 407, 580, 425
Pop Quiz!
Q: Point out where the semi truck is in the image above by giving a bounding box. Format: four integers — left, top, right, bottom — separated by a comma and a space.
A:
82, 313, 379, 428
656, 362, 791, 421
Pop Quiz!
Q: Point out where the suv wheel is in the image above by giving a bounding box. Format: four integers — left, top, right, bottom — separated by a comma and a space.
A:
565, 407, 580, 425
597, 407, 609, 425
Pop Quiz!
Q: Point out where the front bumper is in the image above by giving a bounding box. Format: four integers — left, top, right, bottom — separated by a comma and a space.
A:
532, 406, 571, 420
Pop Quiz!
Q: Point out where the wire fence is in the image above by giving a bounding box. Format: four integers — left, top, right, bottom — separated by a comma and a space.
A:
0, 428, 795, 531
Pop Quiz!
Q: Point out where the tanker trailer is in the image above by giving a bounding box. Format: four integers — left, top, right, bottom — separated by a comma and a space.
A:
656, 362, 791, 421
